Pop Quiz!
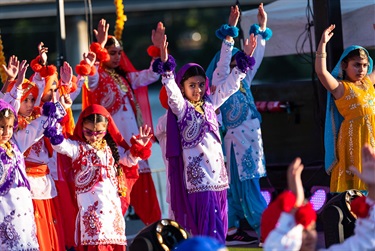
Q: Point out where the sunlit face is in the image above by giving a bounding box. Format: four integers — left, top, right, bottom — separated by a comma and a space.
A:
342, 56, 369, 82
104, 45, 122, 69
181, 76, 206, 102
41, 81, 58, 102
0, 117, 15, 145
82, 121, 108, 144
19, 94, 36, 117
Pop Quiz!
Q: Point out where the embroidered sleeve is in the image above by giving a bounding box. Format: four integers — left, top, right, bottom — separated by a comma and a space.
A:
162, 75, 186, 120
211, 39, 234, 88
127, 66, 160, 89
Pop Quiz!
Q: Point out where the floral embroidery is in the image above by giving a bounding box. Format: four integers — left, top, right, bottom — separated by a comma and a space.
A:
241, 146, 256, 177
112, 201, 124, 235
83, 201, 102, 238
0, 210, 20, 249
30, 139, 43, 157
186, 153, 205, 186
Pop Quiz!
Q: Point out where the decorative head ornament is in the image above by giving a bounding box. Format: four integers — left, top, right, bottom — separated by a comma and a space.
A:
0, 99, 18, 130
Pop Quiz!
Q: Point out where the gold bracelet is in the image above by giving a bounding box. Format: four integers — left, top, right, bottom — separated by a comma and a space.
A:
316, 52, 327, 58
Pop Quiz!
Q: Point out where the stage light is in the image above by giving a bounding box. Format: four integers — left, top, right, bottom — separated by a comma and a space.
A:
261, 188, 275, 205
129, 219, 189, 251
309, 186, 329, 212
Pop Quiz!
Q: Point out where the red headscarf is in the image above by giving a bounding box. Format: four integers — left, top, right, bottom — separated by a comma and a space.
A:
72, 104, 129, 150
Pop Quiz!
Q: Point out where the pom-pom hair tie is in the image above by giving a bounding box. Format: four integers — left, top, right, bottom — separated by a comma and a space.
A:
152, 55, 176, 75
75, 60, 96, 76
235, 51, 256, 73
249, 24, 273, 41
30, 55, 57, 78
215, 24, 239, 40
351, 196, 371, 218
90, 42, 110, 62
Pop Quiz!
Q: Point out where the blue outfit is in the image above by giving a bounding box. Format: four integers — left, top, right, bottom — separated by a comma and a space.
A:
206, 35, 268, 236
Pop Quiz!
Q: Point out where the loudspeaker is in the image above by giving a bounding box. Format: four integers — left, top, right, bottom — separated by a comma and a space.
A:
128, 219, 189, 251
319, 189, 364, 248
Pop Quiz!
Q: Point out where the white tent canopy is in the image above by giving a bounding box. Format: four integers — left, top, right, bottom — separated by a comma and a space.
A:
240, 0, 375, 57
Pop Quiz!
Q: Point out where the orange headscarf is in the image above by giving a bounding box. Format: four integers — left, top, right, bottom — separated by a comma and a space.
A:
6, 79, 39, 102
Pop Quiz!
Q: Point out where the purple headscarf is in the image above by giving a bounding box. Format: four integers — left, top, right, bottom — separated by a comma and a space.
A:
175, 63, 210, 95
0, 99, 18, 130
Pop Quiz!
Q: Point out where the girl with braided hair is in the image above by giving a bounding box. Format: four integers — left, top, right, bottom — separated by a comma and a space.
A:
47, 104, 153, 251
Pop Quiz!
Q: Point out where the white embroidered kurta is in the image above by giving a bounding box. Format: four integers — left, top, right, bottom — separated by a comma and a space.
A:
88, 66, 159, 173
52, 138, 140, 245
163, 40, 245, 193
0, 115, 48, 251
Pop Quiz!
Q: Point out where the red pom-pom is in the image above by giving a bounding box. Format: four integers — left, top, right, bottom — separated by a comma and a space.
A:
351, 196, 370, 218
277, 191, 297, 213
147, 45, 161, 58
90, 42, 102, 53
130, 137, 152, 159
39, 65, 57, 78
75, 60, 92, 76
295, 202, 317, 228
90, 42, 110, 62
30, 56, 43, 73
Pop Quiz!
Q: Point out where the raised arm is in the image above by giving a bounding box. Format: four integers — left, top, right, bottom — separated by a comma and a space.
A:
315, 25, 344, 99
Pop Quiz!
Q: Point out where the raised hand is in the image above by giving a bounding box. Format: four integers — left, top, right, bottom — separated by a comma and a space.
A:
38, 42, 48, 65
15, 60, 29, 89
160, 34, 169, 63
94, 19, 110, 48
320, 24, 335, 44
2, 55, 20, 81
60, 61, 73, 85
287, 157, 305, 208
257, 3, 268, 30
133, 125, 153, 146
152, 22, 166, 49
83, 51, 97, 67
228, 5, 240, 27
243, 33, 257, 57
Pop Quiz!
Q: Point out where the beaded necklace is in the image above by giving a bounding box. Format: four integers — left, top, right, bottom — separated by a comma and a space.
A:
88, 139, 107, 151
0, 141, 14, 158
104, 68, 129, 93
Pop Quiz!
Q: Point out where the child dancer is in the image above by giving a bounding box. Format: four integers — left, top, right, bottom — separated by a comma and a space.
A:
46, 104, 153, 250
206, 4, 272, 244
0, 61, 70, 250
155, 26, 257, 243
85, 19, 162, 224
5, 64, 66, 250
316, 25, 375, 193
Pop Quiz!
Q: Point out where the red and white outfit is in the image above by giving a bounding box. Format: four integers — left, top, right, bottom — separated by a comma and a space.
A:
86, 57, 161, 225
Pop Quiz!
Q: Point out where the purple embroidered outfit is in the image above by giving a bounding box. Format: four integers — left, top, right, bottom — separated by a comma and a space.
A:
164, 40, 247, 244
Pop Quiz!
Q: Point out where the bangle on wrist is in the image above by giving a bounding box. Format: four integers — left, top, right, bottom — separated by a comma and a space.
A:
315, 52, 327, 58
